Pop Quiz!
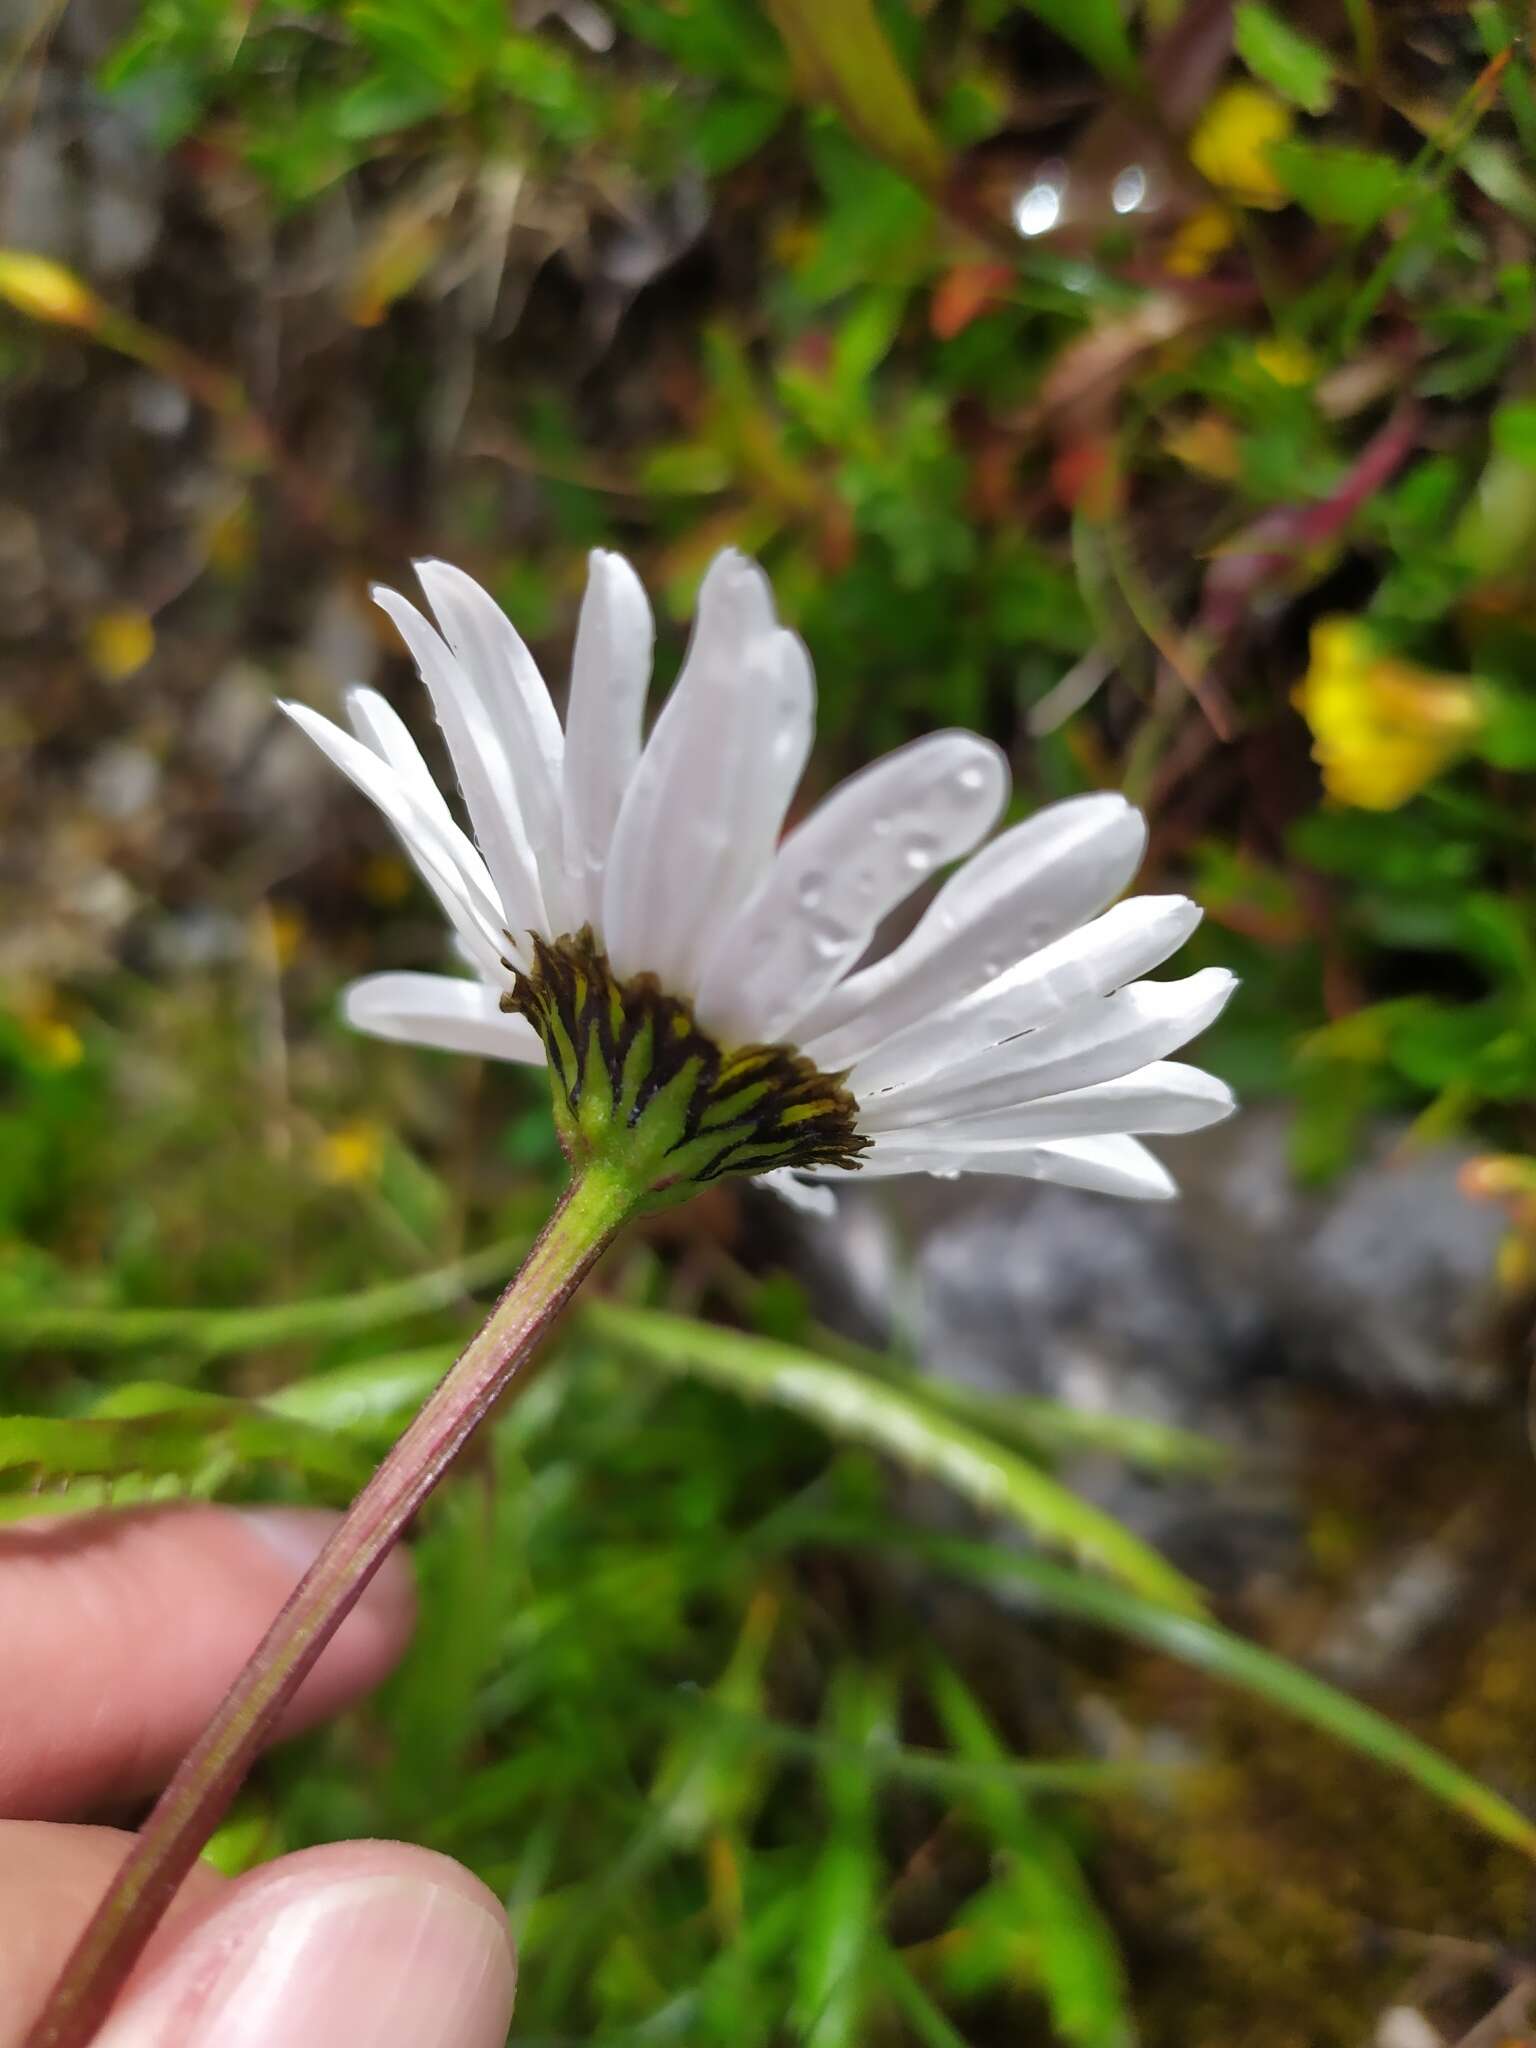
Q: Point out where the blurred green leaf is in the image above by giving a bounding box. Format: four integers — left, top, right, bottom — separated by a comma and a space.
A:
0, 1240, 523, 1354
333, 69, 452, 141
682, 1696, 1160, 1800
0, 1382, 368, 1495
1481, 686, 1536, 770
1491, 399, 1536, 468
800, 1522, 1536, 1859
793, 1668, 887, 2047
1269, 140, 1409, 225
586, 1301, 1203, 1611
1234, 3, 1335, 113
1455, 447, 1536, 580
862, 1357, 1229, 1476
930, 1662, 1132, 2045
763, 0, 947, 190
1019, 0, 1137, 84
691, 89, 786, 171
258, 1346, 445, 1431
649, 1589, 779, 1846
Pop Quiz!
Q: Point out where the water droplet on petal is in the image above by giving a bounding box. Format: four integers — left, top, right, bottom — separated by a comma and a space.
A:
903, 832, 940, 874
797, 870, 827, 911
956, 763, 988, 794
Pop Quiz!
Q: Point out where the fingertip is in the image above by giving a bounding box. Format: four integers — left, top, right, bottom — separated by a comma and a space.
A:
96, 1842, 516, 2048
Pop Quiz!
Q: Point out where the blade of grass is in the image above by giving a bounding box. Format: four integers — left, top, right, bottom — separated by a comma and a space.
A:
586, 1300, 1203, 1613
0, 1241, 524, 1357
878, 1949, 973, 2048
762, 0, 946, 191
776, 1516, 1536, 1859
929, 1661, 1131, 2047
1021, 0, 1138, 87
680, 1695, 1167, 1802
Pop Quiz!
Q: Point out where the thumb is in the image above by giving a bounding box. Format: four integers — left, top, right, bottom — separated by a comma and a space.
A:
93, 1842, 516, 2048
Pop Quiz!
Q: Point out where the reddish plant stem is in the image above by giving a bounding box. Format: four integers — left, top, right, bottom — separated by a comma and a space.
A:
26, 1165, 636, 2048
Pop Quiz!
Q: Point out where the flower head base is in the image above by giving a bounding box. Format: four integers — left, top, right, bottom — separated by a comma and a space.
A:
283, 548, 1235, 1212
511, 928, 867, 1206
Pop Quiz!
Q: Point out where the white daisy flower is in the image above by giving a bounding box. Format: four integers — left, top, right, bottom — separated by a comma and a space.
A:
283, 550, 1235, 1209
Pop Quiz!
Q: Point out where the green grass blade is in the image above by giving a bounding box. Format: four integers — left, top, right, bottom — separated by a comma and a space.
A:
787, 1518, 1536, 1860
1021, 0, 1137, 85
0, 1240, 524, 1356
586, 1301, 1202, 1613
763, 0, 946, 190
928, 1661, 1132, 2047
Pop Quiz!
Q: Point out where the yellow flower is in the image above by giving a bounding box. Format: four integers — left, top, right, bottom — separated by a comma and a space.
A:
1253, 336, 1317, 386
315, 1120, 387, 1186
1294, 618, 1484, 811
0, 250, 102, 330
1165, 203, 1237, 278
1188, 84, 1293, 209
85, 609, 155, 682
18, 1006, 84, 1069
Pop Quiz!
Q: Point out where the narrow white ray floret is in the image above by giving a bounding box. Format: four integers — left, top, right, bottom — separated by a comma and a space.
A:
282, 548, 1236, 1200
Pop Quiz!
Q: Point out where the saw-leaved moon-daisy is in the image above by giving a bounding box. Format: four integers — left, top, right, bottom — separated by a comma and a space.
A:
284, 550, 1235, 1209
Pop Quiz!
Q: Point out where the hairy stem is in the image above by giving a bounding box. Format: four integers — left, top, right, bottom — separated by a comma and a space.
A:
26, 1165, 637, 2048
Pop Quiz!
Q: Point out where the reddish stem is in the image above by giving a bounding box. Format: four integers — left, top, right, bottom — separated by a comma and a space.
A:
26, 1165, 636, 2048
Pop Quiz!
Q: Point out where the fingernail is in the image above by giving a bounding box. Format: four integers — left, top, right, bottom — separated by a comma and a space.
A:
98, 1869, 517, 2048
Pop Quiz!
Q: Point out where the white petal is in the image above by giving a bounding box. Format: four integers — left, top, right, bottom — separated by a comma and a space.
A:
859, 969, 1236, 1132
280, 701, 508, 974
692, 732, 1008, 1046
344, 686, 504, 919
756, 1169, 839, 1217
1014, 1135, 1178, 1199
821, 1132, 1179, 1197
413, 559, 573, 930
860, 1060, 1236, 1149
342, 973, 545, 1065
602, 551, 813, 991
373, 585, 547, 941
799, 794, 1148, 1070
414, 559, 564, 806
560, 550, 654, 933
345, 687, 458, 842
846, 895, 1201, 1097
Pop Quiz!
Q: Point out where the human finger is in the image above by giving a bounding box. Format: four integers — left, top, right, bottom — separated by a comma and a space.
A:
0, 1507, 416, 1818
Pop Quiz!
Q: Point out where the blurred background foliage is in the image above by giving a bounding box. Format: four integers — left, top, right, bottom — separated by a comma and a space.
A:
6, 1, 1536, 2042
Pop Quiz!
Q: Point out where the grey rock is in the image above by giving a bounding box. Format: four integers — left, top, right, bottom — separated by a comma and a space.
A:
915, 1190, 1238, 1427
793, 1111, 1514, 1582
85, 742, 160, 822
1292, 1147, 1506, 1399
1180, 1108, 1508, 1402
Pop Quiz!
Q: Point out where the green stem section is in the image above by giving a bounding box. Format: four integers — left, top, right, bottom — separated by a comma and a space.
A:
25, 1165, 638, 2048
